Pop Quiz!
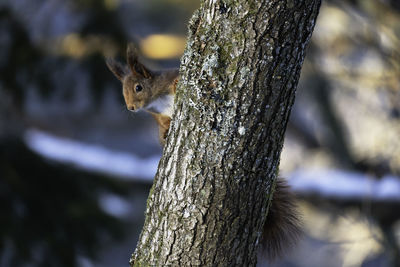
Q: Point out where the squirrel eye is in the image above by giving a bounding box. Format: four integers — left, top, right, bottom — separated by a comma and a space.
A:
135, 84, 143, 92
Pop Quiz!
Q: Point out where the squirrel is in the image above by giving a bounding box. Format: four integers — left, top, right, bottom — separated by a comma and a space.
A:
106, 44, 179, 145
106, 43, 301, 260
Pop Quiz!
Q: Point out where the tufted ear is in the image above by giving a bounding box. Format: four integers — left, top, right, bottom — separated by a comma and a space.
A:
105, 58, 126, 81
126, 43, 152, 79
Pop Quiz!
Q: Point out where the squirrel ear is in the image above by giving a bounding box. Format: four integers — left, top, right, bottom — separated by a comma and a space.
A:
126, 43, 152, 79
106, 58, 126, 81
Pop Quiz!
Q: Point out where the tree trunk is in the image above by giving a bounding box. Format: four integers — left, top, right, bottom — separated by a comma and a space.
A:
131, 0, 321, 265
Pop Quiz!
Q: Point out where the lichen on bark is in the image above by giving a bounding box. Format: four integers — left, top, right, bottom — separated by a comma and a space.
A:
131, 0, 321, 266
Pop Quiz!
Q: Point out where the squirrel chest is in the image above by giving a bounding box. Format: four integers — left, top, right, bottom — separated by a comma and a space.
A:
145, 94, 174, 118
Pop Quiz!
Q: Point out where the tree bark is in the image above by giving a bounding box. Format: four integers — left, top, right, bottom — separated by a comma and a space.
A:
131, 0, 321, 265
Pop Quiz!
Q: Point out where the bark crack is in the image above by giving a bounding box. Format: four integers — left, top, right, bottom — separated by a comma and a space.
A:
131, 0, 321, 265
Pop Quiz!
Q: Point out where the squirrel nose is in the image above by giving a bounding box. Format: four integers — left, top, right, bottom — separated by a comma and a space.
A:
127, 105, 135, 111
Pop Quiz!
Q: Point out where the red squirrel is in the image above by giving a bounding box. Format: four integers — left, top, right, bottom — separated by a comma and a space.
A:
106, 44, 301, 260
106, 44, 179, 145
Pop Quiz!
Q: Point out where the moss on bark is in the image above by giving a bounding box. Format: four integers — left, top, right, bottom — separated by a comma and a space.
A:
131, 0, 321, 265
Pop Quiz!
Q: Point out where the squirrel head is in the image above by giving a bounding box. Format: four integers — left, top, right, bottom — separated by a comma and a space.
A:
106, 44, 155, 112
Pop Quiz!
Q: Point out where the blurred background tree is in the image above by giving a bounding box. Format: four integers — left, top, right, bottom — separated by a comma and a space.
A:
0, 0, 399, 266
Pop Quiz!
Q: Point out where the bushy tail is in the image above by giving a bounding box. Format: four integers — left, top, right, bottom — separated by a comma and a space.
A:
261, 178, 301, 260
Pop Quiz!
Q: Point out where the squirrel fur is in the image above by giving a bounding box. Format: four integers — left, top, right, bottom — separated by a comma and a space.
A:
106, 44, 301, 260
106, 44, 179, 145
262, 179, 301, 260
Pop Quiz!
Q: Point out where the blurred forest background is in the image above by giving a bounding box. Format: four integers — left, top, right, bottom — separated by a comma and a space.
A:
0, 0, 399, 266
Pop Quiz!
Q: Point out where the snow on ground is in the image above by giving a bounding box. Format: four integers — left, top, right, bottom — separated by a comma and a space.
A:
24, 129, 159, 181
289, 169, 400, 201
24, 129, 400, 202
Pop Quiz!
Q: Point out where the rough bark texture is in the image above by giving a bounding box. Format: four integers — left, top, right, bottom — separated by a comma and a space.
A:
131, 0, 321, 266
